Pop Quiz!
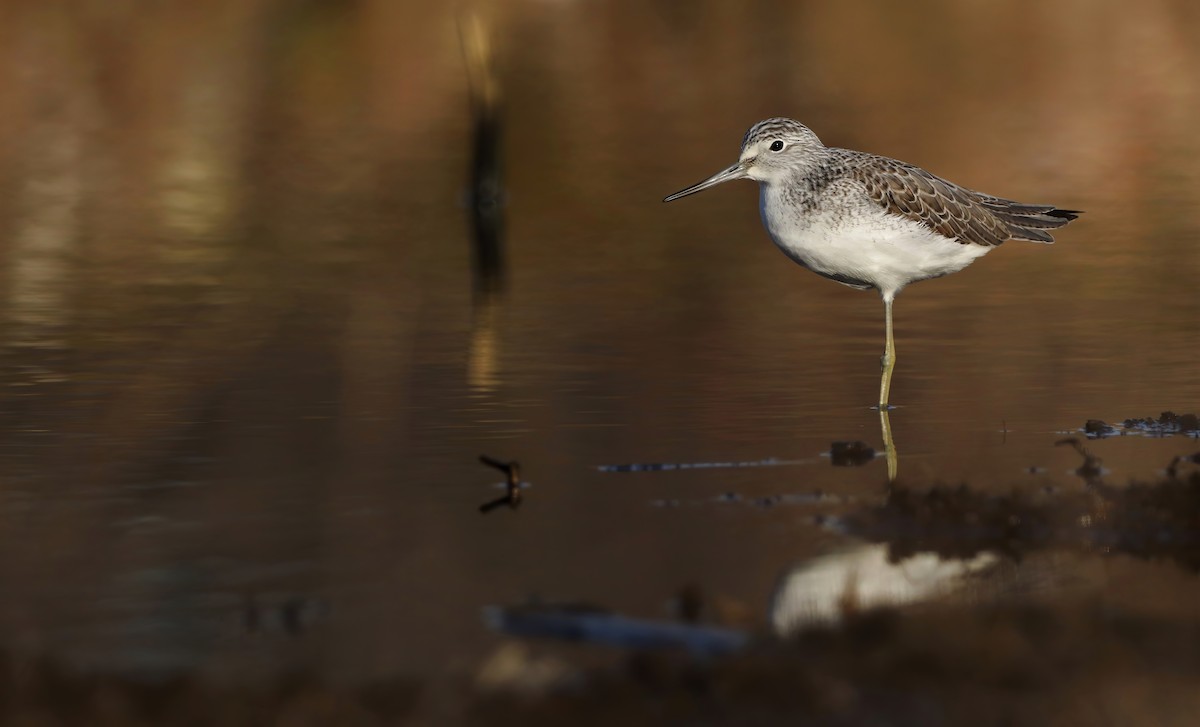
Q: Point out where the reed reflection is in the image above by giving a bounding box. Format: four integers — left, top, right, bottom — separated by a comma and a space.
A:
468, 289, 503, 393
461, 9, 508, 395
459, 8, 506, 293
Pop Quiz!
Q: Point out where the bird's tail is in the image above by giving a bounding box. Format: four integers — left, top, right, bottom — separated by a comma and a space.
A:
980, 196, 1081, 244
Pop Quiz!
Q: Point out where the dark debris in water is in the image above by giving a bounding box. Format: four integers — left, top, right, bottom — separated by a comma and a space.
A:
1167, 451, 1200, 478
829, 440, 876, 467
1126, 410, 1200, 434
1055, 437, 1105, 485
1083, 410, 1200, 438
652, 491, 841, 510
838, 453, 1200, 570
597, 457, 805, 473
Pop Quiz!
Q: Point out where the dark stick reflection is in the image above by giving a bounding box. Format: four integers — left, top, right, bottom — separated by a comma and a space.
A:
459, 9, 506, 295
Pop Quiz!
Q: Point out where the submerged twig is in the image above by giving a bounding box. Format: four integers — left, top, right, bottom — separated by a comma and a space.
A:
479, 455, 523, 513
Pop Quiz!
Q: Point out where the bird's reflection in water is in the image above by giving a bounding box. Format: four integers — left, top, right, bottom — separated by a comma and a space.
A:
768, 409, 968, 636
769, 544, 997, 636
879, 408, 898, 483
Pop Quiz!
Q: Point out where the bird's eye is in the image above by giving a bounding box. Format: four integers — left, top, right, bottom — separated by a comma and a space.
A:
769, 140, 785, 152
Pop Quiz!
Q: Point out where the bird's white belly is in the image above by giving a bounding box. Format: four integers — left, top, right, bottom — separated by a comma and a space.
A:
760, 192, 991, 296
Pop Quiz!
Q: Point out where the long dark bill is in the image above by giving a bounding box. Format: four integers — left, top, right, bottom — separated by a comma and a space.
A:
663, 163, 747, 202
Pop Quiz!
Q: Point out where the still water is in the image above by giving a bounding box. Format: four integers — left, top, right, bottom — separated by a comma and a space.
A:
0, 0, 1197, 687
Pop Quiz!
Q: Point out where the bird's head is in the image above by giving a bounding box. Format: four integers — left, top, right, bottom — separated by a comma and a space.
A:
664, 118, 825, 202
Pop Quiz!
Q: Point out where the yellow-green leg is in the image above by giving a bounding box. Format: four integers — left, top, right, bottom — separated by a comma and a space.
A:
879, 296, 896, 409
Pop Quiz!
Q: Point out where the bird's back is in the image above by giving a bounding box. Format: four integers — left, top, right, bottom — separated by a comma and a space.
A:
834, 149, 1080, 247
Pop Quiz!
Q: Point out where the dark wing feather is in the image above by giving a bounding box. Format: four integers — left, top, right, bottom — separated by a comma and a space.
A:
847, 154, 1080, 246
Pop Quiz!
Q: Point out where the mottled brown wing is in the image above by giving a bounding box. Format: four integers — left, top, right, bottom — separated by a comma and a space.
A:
850, 155, 1012, 247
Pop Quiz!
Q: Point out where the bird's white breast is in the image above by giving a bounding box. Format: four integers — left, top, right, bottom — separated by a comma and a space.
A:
758, 181, 991, 297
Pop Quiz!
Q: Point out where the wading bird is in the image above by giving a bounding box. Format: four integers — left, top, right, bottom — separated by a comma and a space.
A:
665, 118, 1079, 408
